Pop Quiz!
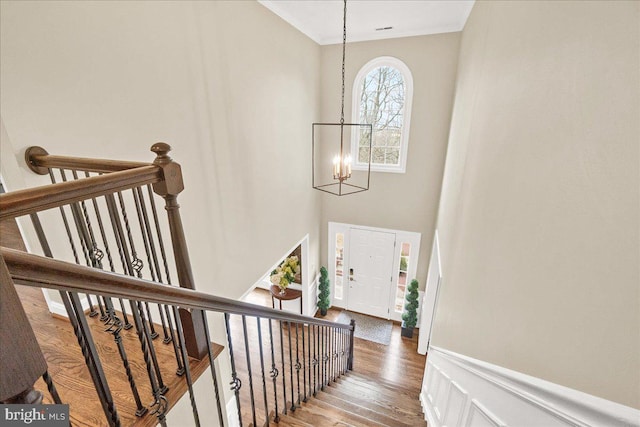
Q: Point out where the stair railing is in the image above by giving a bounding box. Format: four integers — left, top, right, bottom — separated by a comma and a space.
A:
0, 145, 356, 427
2, 247, 355, 426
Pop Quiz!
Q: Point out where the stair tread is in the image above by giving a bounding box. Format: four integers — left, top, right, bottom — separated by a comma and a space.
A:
321, 379, 423, 422
286, 397, 386, 427
325, 378, 422, 415
314, 390, 413, 427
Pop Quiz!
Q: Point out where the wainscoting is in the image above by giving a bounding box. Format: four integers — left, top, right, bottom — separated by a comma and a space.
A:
421, 347, 640, 427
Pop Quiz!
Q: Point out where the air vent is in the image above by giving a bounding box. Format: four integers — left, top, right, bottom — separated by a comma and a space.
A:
375, 26, 393, 31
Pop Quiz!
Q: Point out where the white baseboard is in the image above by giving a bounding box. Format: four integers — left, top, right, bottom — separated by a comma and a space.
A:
48, 296, 90, 318
421, 346, 640, 427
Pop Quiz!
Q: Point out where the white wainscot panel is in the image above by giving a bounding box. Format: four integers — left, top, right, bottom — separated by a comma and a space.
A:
420, 346, 640, 427
442, 381, 468, 427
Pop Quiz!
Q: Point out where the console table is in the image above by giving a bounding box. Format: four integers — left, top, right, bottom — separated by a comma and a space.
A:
270, 285, 303, 314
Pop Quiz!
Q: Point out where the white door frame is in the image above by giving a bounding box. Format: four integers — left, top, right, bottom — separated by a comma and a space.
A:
328, 222, 421, 321
418, 230, 442, 354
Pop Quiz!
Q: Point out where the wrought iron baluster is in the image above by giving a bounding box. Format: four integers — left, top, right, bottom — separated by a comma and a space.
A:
47, 170, 98, 318
267, 319, 280, 422
279, 320, 287, 415
256, 318, 270, 425
348, 319, 355, 371
224, 314, 243, 427
242, 316, 257, 427
131, 187, 170, 342
295, 322, 301, 405
42, 371, 61, 404
116, 191, 158, 339
59, 169, 107, 321
105, 193, 165, 395
172, 306, 199, 426
287, 322, 295, 412
199, 311, 224, 426
146, 185, 184, 371
312, 325, 317, 396
301, 322, 307, 403
86, 172, 132, 330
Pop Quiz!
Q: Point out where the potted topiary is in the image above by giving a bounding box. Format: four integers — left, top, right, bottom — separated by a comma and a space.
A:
401, 279, 419, 338
317, 266, 330, 316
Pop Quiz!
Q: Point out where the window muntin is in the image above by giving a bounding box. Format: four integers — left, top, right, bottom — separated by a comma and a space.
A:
352, 57, 413, 174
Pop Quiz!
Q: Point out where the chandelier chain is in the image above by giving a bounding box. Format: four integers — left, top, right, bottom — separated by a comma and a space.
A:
340, 0, 347, 125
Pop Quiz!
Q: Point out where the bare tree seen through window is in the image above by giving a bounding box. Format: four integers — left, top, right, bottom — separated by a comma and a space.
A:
358, 66, 405, 165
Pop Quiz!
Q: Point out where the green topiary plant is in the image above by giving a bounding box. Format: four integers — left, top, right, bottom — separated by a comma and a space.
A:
317, 266, 330, 316
401, 279, 419, 338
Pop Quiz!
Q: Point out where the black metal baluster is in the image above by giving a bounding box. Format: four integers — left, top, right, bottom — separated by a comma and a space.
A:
328, 327, 333, 384
287, 322, 295, 412
105, 193, 166, 395
85, 173, 132, 330
131, 187, 170, 342
59, 169, 106, 321
322, 326, 328, 389
279, 321, 287, 415
172, 306, 199, 426
47, 170, 98, 318
199, 311, 224, 426
301, 323, 307, 403
295, 322, 301, 405
256, 318, 270, 425
267, 319, 280, 423
224, 313, 243, 427
242, 316, 257, 427
70, 170, 111, 322
68, 291, 121, 426
348, 319, 355, 371
42, 371, 61, 404
116, 191, 158, 339
146, 185, 184, 372
312, 325, 317, 396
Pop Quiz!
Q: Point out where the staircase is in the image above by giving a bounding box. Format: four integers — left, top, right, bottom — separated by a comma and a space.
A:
0, 144, 427, 427
272, 371, 425, 426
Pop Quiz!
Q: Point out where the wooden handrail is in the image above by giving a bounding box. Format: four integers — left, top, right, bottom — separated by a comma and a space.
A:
0, 165, 162, 220
26, 146, 152, 174
1, 247, 353, 330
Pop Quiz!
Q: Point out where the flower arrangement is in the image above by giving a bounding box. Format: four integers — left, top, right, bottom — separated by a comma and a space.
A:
270, 255, 300, 293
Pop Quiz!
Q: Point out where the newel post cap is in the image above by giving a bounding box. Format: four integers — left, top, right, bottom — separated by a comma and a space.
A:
151, 142, 184, 196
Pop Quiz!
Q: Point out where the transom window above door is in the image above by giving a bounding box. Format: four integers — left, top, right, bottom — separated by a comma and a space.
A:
351, 56, 413, 174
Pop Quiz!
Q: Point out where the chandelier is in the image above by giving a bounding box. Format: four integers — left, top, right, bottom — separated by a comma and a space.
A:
312, 0, 372, 196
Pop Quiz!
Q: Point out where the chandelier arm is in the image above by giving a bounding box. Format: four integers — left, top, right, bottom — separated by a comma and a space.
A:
340, 0, 347, 125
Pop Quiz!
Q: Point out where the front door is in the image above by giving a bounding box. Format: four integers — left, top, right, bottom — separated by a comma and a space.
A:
347, 228, 396, 318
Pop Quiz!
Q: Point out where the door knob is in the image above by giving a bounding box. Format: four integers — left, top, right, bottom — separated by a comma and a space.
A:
349, 268, 354, 281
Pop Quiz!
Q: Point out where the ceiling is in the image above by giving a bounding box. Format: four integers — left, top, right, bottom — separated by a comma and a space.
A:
258, 0, 475, 45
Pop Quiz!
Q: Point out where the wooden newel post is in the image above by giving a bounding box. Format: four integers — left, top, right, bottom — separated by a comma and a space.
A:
347, 319, 356, 371
151, 143, 208, 360
0, 255, 47, 403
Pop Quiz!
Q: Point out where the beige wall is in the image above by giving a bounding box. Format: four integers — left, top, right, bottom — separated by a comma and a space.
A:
432, 0, 640, 409
0, 0, 322, 301
319, 34, 461, 287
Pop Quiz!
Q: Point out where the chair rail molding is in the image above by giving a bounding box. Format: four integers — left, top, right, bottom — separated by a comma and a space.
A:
421, 346, 640, 427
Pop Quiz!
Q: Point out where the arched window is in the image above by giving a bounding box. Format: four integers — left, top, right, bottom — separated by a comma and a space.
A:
352, 56, 413, 173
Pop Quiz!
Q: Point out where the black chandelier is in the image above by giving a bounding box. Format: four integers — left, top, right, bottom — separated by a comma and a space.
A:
312, 0, 372, 196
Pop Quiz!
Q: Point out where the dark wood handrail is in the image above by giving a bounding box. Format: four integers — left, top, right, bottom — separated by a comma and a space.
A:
1, 247, 354, 330
0, 165, 162, 220
26, 146, 152, 174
